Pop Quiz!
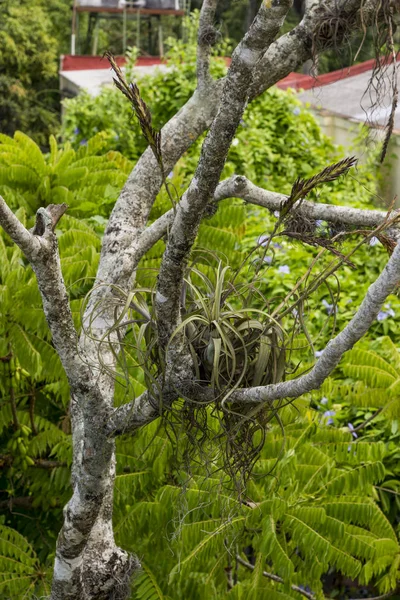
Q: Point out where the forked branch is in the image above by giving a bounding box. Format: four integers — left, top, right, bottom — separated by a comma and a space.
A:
155, 0, 293, 351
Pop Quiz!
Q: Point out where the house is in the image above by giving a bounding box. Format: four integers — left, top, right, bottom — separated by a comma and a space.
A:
276, 59, 400, 202
59, 55, 167, 98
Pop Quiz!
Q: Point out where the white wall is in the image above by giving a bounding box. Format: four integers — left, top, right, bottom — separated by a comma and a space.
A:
308, 109, 400, 205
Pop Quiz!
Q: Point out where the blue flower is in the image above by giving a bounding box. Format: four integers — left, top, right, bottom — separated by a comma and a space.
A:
273, 210, 280, 218
315, 219, 324, 228
114, 134, 120, 141
258, 234, 269, 247
377, 303, 395, 321
315, 350, 324, 358
369, 236, 379, 246
348, 422, 358, 439
322, 299, 335, 315
79, 139, 87, 146
168, 171, 174, 179
273, 242, 282, 250
292, 308, 299, 318
263, 255, 272, 264
292, 107, 301, 116
323, 410, 335, 425
73, 127, 80, 135
278, 265, 290, 275
320, 396, 328, 405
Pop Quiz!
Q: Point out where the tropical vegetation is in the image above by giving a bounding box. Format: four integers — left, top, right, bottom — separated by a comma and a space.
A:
1, 5, 400, 600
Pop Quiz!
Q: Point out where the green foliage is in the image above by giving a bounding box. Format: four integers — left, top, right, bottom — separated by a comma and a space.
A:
0, 203, 87, 566
0, 0, 68, 146
112, 410, 400, 599
0, 133, 113, 571
1, 29, 399, 596
133, 563, 170, 600
0, 131, 132, 218
316, 336, 400, 524
62, 19, 227, 162
0, 524, 49, 598
0, 127, 250, 597
0, 0, 58, 87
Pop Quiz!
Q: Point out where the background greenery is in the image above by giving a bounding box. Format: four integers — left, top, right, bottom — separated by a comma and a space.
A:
2, 0, 394, 147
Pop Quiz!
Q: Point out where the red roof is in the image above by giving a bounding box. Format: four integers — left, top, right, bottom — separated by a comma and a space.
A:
60, 55, 398, 90
60, 55, 162, 71
276, 57, 398, 91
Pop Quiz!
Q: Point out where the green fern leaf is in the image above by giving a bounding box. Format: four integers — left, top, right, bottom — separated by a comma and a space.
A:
134, 563, 165, 600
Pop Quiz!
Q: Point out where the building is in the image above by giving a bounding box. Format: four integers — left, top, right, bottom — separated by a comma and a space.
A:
277, 59, 400, 202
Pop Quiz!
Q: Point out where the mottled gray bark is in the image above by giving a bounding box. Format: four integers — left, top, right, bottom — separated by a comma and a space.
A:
197, 0, 219, 91
215, 175, 400, 229
0, 200, 131, 599
131, 173, 399, 256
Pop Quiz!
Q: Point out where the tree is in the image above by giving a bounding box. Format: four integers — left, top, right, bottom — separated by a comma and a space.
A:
0, 1, 399, 599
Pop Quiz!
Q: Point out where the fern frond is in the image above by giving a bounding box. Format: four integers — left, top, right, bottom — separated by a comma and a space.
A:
325, 462, 385, 495
343, 348, 400, 379
257, 515, 294, 581
169, 517, 245, 581
0, 525, 40, 597
134, 563, 166, 600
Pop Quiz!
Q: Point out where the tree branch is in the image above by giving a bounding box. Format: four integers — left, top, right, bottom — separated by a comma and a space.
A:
197, 0, 219, 91
226, 240, 400, 405
250, 0, 390, 99
0, 201, 83, 384
106, 388, 161, 436
0, 200, 123, 598
80, 86, 225, 402
215, 175, 399, 229
0, 194, 40, 258
93, 82, 224, 294
133, 170, 397, 262
0, 455, 66, 469
0, 497, 34, 511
